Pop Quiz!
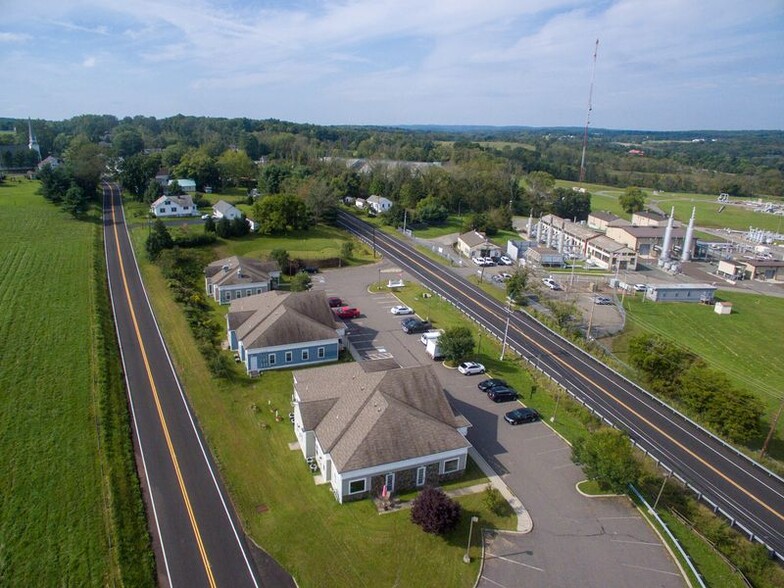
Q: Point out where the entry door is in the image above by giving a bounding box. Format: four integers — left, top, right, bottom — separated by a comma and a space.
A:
384, 472, 395, 493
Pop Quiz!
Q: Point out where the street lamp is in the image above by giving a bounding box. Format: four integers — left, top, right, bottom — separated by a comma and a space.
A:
463, 515, 479, 564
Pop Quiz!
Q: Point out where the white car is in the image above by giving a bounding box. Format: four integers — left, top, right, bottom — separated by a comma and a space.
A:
634, 284, 648, 292
473, 257, 486, 266
458, 361, 486, 376
201, 213, 212, 220
542, 278, 561, 290
499, 255, 513, 266
390, 305, 414, 315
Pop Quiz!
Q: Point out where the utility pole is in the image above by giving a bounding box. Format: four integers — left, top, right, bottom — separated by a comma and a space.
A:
500, 302, 512, 360
579, 39, 599, 184
760, 396, 784, 459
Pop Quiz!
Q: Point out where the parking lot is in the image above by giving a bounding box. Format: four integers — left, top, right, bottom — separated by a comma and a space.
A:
312, 261, 684, 587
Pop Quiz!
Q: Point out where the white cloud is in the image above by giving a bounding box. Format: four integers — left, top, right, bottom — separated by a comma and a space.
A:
0, 32, 32, 42
83, 56, 97, 68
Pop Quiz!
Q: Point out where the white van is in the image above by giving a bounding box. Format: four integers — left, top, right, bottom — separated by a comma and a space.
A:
420, 330, 443, 345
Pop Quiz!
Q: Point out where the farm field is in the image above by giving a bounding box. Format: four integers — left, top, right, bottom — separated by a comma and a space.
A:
558, 180, 784, 233
613, 290, 784, 454
127, 223, 515, 588
0, 179, 152, 586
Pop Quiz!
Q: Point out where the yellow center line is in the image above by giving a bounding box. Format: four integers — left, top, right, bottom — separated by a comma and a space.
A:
108, 186, 217, 587
359, 216, 784, 524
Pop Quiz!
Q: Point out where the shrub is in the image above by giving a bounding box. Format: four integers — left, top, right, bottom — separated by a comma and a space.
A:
411, 487, 462, 535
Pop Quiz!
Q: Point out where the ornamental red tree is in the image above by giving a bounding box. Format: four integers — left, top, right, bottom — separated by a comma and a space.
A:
410, 487, 462, 535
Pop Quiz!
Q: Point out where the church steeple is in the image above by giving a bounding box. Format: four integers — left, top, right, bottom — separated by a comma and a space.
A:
28, 118, 41, 162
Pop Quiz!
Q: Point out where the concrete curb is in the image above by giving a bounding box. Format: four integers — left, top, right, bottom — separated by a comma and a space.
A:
468, 447, 533, 534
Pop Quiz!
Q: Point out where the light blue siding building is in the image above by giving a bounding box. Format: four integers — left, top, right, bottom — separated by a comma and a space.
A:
227, 290, 345, 375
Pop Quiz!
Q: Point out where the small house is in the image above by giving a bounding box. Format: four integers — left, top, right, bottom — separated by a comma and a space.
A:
367, 195, 393, 214
150, 194, 198, 218
457, 231, 501, 259
205, 256, 280, 304
212, 200, 243, 221
168, 178, 196, 193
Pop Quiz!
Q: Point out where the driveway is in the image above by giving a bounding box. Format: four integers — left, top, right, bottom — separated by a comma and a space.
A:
311, 262, 684, 588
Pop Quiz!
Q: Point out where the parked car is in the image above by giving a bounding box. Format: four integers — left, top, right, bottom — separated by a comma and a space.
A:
334, 306, 360, 319
634, 283, 648, 292
592, 295, 613, 305
201, 213, 212, 220
478, 378, 508, 392
482, 257, 496, 266
504, 407, 540, 425
390, 305, 414, 315
487, 387, 519, 403
327, 297, 343, 308
472, 257, 485, 266
542, 277, 561, 290
303, 266, 319, 274
458, 361, 486, 375
499, 255, 514, 266
401, 317, 431, 334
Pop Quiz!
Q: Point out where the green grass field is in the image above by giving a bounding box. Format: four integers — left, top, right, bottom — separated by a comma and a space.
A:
0, 178, 153, 585
128, 224, 515, 588
613, 290, 784, 454
558, 179, 784, 233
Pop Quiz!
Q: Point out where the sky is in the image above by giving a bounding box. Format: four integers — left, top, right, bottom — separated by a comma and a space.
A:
1, 0, 783, 130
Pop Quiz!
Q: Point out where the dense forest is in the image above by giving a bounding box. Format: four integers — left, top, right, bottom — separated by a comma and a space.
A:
1, 115, 782, 229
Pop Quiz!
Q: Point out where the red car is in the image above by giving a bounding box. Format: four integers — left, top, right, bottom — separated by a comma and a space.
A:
334, 306, 360, 319
328, 297, 343, 308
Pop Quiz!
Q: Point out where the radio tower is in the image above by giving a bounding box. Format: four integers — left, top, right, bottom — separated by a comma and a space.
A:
579, 39, 599, 183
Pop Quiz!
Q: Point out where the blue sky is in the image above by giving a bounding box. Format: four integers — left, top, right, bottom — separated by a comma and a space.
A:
2, 0, 783, 130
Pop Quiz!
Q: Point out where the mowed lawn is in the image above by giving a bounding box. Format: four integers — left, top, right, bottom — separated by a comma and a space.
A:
0, 180, 113, 584
558, 179, 784, 233
614, 291, 784, 446
128, 224, 515, 587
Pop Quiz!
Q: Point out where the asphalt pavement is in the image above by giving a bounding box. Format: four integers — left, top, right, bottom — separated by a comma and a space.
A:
311, 261, 684, 587
336, 210, 784, 561
102, 183, 292, 588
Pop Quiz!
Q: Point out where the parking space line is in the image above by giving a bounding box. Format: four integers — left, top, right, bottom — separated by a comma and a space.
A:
611, 539, 662, 546
598, 516, 639, 521
480, 577, 507, 588
487, 555, 545, 572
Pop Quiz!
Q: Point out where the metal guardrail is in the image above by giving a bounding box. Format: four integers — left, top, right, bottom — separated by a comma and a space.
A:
628, 484, 707, 588
337, 212, 784, 561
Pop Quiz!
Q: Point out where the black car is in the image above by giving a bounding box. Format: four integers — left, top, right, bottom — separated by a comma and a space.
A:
477, 378, 508, 392
487, 387, 518, 403
504, 407, 540, 425
401, 318, 431, 334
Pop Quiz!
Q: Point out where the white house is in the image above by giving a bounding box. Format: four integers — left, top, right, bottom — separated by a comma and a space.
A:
213, 200, 243, 221
367, 194, 393, 214
293, 363, 471, 503
457, 230, 501, 259
355, 198, 367, 210
168, 178, 196, 193
204, 255, 280, 304
150, 194, 198, 218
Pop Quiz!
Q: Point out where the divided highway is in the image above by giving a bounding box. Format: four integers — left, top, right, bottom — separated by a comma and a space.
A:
337, 210, 784, 559
102, 183, 263, 587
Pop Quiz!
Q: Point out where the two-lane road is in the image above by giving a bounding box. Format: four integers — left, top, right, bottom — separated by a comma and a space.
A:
102, 183, 266, 587
337, 210, 784, 558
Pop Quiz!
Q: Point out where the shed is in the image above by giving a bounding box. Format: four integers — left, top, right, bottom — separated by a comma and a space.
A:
645, 283, 717, 303
714, 301, 732, 315
525, 247, 564, 267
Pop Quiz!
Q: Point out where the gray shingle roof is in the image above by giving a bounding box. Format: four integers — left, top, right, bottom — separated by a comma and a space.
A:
458, 230, 488, 248
228, 290, 340, 350
206, 256, 280, 287
294, 364, 470, 473
213, 200, 241, 216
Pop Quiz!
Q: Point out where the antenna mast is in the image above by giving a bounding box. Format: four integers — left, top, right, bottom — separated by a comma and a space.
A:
579, 39, 599, 183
